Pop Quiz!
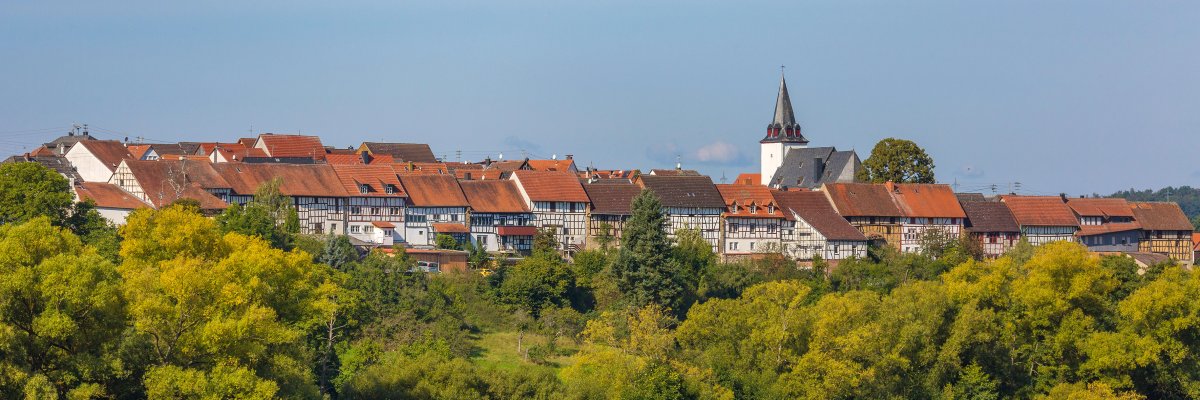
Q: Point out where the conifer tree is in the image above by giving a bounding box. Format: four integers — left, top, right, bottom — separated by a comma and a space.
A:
612, 189, 684, 310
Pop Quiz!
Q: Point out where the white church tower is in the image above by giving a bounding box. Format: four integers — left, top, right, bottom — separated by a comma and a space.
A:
760, 73, 808, 185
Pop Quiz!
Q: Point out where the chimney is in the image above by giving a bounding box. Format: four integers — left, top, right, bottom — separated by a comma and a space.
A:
360, 151, 372, 164
464, 172, 472, 180
566, 154, 573, 160
812, 157, 825, 185
885, 181, 897, 193
1060, 193, 1069, 203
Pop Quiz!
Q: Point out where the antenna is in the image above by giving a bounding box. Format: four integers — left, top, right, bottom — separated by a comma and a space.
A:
1014, 182, 1022, 194
455, 150, 462, 162
675, 154, 681, 170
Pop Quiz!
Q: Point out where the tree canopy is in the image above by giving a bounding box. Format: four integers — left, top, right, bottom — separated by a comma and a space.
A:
857, 137, 936, 184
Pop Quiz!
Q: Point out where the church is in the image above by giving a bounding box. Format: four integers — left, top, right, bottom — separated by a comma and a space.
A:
759, 74, 860, 189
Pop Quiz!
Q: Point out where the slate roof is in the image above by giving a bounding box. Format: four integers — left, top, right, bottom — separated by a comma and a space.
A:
888, 183, 966, 218
583, 181, 642, 216
960, 201, 1020, 233
361, 142, 437, 163
256, 134, 326, 160
1000, 196, 1080, 227
211, 163, 346, 197
398, 175, 468, 207
772, 190, 867, 241
75, 182, 149, 209
149, 143, 191, 156
716, 184, 785, 218
768, 147, 859, 189
821, 183, 904, 217
636, 175, 725, 209
3, 155, 82, 181
1066, 198, 1135, 218
329, 164, 406, 197
1130, 202, 1193, 231
648, 169, 701, 176
956, 193, 987, 203
511, 170, 590, 203
76, 140, 134, 171
459, 180, 529, 213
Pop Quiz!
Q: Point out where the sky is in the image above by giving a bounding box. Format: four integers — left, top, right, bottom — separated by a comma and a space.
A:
1, 0, 1197, 196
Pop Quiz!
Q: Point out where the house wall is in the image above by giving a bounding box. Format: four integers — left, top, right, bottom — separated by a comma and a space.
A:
65, 145, 115, 182
1080, 231, 1141, 253
722, 217, 782, 254
973, 232, 1020, 258
530, 201, 588, 255
405, 206, 468, 247
345, 197, 405, 240
1140, 230, 1194, 264
96, 207, 132, 225
846, 217, 902, 249
899, 220, 963, 253
470, 212, 533, 252
1021, 226, 1078, 246
586, 214, 627, 250
664, 207, 722, 252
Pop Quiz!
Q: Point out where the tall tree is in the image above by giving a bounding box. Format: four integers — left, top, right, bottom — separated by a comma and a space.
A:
0, 162, 74, 226
612, 189, 685, 311
320, 235, 359, 270
857, 138, 936, 184
216, 178, 300, 250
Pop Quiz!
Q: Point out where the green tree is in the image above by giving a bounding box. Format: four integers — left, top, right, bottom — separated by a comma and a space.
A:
499, 256, 574, 317
856, 137, 936, 184
434, 233, 460, 250
216, 178, 300, 250
613, 189, 685, 311
0, 162, 74, 226
320, 234, 359, 270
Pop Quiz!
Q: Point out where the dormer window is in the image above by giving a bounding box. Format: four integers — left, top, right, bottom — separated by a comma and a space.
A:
385, 184, 397, 194
768, 204, 775, 214
358, 184, 370, 194
749, 204, 757, 214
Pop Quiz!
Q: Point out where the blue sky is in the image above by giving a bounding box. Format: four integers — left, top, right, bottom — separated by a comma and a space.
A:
2, 1, 1197, 195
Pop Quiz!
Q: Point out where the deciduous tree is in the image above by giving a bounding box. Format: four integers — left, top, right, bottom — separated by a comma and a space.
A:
857, 137, 936, 184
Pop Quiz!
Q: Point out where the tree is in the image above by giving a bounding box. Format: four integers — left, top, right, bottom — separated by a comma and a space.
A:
320, 234, 359, 270
434, 234, 460, 250
613, 189, 686, 311
499, 255, 574, 317
856, 137, 936, 184
0, 162, 74, 226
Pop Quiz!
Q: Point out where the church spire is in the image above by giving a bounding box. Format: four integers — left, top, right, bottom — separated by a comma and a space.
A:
762, 69, 807, 144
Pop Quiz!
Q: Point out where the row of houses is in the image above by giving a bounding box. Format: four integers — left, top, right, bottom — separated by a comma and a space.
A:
7, 130, 1195, 265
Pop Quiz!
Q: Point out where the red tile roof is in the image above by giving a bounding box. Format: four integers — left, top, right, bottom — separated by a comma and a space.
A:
1077, 223, 1142, 236
821, 183, 903, 217
1066, 198, 1134, 218
75, 182, 149, 209
960, 201, 1020, 233
326, 153, 395, 165
1130, 202, 1193, 231
497, 226, 538, 236
329, 164, 406, 197
256, 134, 326, 160
454, 169, 505, 180
371, 221, 396, 229
211, 163, 347, 197
716, 184, 785, 218
733, 173, 761, 186
583, 181, 642, 215
398, 175, 468, 206
1192, 232, 1200, 251
511, 170, 589, 202
393, 162, 449, 175
122, 160, 230, 210
1000, 196, 1080, 227
431, 223, 470, 233
126, 144, 152, 160
77, 140, 134, 171
887, 183, 966, 219
459, 180, 530, 213
772, 190, 867, 241
526, 159, 575, 172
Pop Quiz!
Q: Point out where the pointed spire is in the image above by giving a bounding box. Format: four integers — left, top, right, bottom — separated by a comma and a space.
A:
762, 69, 807, 144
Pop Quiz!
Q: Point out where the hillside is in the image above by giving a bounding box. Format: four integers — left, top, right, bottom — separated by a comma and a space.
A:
1108, 185, 1200, 229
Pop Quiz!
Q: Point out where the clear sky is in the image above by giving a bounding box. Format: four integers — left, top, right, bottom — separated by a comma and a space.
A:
2, 1, 1197, 196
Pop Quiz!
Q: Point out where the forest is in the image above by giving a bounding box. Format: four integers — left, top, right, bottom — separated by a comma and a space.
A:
1108, 185, 1200, 229
2, 161, 1199, 399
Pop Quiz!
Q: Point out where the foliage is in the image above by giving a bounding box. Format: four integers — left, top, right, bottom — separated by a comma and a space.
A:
1108, 185, 1199, 227
856, 137, 936, 184
434, 233, 460, 250
319, 234, 359, 270
612, 189, 686, 312
215, 178, 301, 250
0, 162, 73, 226
499, 256, 574, 318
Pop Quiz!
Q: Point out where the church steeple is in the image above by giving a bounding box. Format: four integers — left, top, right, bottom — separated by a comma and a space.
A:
761, 71, 807, 144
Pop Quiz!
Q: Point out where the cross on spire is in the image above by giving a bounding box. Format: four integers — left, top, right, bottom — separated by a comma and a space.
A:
761, 68, 807, 144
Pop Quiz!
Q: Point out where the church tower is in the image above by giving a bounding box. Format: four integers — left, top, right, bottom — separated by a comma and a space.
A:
760, 73, 808, 185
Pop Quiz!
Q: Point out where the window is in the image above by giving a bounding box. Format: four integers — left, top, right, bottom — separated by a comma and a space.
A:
727, 223, 738, 233
365, 226, 374, 234
750, 242, 755, 250
385, 184, 397, 194
728, 242, 738, 250
330, 223, 337, 233
767, 224, 776, 233
350, 225, 361, 234
408, 214, 427, 223
549, 202, 556, 212
359, 184, 370, 194
350, 206, 362, 214
370, 207, 380, 215
451, 214, 460, 221
389, 207, 401, 215
477, 235, 488, 246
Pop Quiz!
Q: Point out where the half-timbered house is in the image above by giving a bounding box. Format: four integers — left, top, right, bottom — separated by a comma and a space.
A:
510, 170, 590, 256
397, 174, 469, 247
999, 196, 1080, 246
821, 183, 904, 248
110, 159, 230, 215
887, 182, 966, 253
716, 184, 785, 256
65, 140, 134, 182
73, 182, 151, 224
772, 190, 868, 261
582, 181, 642, 250
330, 164, 408, 246
460, 179, 536, 254
1130, 202, 1194, 264
253, 133, 327, 161
960, 201, 1021, 257
212, 163, 349, 234
1065, 198, 1141, 252
636, 175, 725, 251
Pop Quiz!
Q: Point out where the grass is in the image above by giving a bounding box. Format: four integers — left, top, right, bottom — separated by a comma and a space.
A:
471, 330, 582, 374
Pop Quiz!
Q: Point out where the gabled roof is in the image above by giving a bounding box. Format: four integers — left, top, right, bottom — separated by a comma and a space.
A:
75, 182, 149, 210
329, 164, 406, 197
126, 144, 153, 160
76, 140, 134, 171
393, 162, 449, 175
768, 147, 860, 189
960, 201, 1020, 233
149, 143, 190, 156
360, 142, 437, 163
1078, 223, 1142, 237
636, 175, 725, 209
122, 160, 229, 210
5, 155, 82, 181
821, 183, 904, 217
888, 183, 966, 219
648, 169, 700, 176
326, 153, 395, 165
459, 180, 529, 213
526, 159, 576, 172
398, 175, 468, 207
486, 160, 529, 172
255, 134, 326, 160
1066, 198, 1135, 218
511, 170, 590, 203
1130, 202, 1193, 231
956, 193, 987, 203
733, 173, 761, 185
211, 163, 346, 197
999, 196, 1079, 228
1192, 232, 1200, 251
583, 181, 642, 216
772, 190, 867, 241
716, 184, 785, 218
431, 223, 470, 233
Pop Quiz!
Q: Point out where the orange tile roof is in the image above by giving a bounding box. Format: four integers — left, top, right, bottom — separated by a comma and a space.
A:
326, 153, 395, 165
393, 162, 449, 175
1192, 232, 1200, 250
126, 144, 152, 160
75, 182, 149, 209
526, 159, 575, 172
511, 170, 589, 203
1066, 198, 1134, 218
371, 221, 396, 229
398, 175, 468, 207
716, 184, 785, 218
733, 173, 761, 185
122, 160, 230, 210
821, 183, 903, 217
256, 134, 326, 160
1000, 196, 1079, 227
1077, 223, 1142, 236
455, 169, 505, 180
329, 164, 406, 197
1130, 202, 1193, 231
77, 140, 134, 171
887, 183, 966, 219
459, 180, 530, 213
431, 222, 470, 233
211, 163, 347, 197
